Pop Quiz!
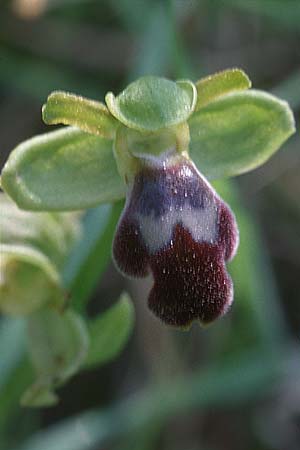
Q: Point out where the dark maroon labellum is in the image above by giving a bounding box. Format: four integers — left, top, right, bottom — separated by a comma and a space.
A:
113, 155, 239, 328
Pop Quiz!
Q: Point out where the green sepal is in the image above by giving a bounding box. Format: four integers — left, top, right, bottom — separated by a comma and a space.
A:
189, 90, 295, 180
21, 383, 59, 408
105, 76, 196, 131
0, 244, 63, 315
195, 68, 251, 111
42, 91, 118, 139
0, 193, 80, 269
1, 127, 125, 211
84, 293, 134, 369
22, 308, 89, 407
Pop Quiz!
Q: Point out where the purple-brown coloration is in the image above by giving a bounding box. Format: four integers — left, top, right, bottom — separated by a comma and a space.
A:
113, 154, 239, 328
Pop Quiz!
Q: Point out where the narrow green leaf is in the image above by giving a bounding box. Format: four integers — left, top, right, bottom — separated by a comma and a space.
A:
0, 359, 33, 432
84, 293, 134, 369
195, 68, 251, 111
42, 91, 117, 139
0, 318, 26, 390
213, 179, 286, 349
1, 127, 125, 211
66, 201, 124, 313
105, 76, 195, 131
189, 90, 295, 180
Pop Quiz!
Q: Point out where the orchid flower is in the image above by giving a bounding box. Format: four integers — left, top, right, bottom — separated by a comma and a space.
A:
1, 70, 295, 328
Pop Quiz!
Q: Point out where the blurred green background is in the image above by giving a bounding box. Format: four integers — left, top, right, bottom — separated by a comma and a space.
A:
0, 1, 299, 449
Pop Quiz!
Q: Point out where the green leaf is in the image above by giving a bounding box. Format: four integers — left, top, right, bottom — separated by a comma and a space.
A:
65, 201, 124, 313
1, 127, 125, 211
0, 359, 33, 431
105, 76, 195, 131
84, 293, 134, 369
0, 244, 63, 315
0, 318, 26, 390
42, 91, 117, 139
189, 90, 295, 180
195, 68, 251, 111
213, 179, 286, 349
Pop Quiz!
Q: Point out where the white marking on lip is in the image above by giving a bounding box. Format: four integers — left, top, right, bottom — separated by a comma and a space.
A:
136, 201, 218, 254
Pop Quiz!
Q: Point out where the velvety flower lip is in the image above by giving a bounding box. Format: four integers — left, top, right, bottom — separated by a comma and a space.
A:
113, 153, 239, 328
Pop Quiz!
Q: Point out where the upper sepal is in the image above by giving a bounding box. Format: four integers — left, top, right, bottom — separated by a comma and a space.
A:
105, 76, 197, 132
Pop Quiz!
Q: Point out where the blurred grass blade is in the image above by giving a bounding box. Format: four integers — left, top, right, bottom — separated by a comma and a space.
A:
43, 91, 117, 138
64, 201, 124, 312
222, 0, 300, 29
84, 293, 134, 369
0, 359, 33, 432
272, 69, 300, 110
189, 90, 295, 180
213, 179, 287, 349
0, 48, 105, 101
16, 348, 292, 450
0, 318, 26, 390
1, 127, 125, 211
195, 68, 251, 111
130, 2, 172, 78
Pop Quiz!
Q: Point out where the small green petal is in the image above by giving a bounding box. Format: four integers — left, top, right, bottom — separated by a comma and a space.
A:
189, 90, 295, 180
42, 91, 117, 139
105, 76, 195, 131
1, 127, 125, 211
195, 68, 251, 111
176, 79, 197, 112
